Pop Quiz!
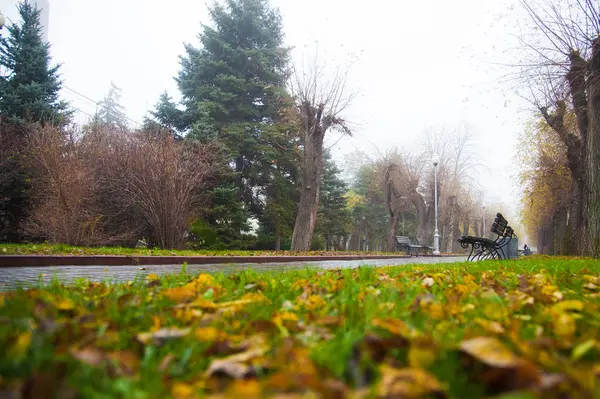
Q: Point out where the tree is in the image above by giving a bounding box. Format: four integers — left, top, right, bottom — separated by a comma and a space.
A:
518, 118, 572, 254
95, 82, 127, 129
315, 153, 350, 250
0, 1, 69, 241
516, 0, 599, 255
289, 62, 355, 250
147, 91, 185, 133
154, 0, 292, 244
0, 1, 69, 126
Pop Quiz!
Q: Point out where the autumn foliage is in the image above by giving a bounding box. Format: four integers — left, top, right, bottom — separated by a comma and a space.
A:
2, 258, 600, 397
22, 125, 221, 249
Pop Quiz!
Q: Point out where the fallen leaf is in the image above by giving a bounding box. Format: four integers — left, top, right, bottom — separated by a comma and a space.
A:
11, 330, 32, 358
377, 366, 446, 398
474, 318, 506, 334
71, 347, 105, 367
204, 346, 268, 379
373, 318, 415, 339
572, 339, 596, 360
553, 313, 576, 338
459, 337, 522, 368
422, 277, 435, 288
137, 327, 191, 345
56, 299, 75, 311
159, 354, 175, 372
172, 382, 196, 398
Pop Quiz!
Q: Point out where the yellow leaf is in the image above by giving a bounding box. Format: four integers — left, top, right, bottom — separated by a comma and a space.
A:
172, 382, 196, 399
572, 339, 596, 360
373, 318, 415, 339
377, 366, 445, 398
194, 327, 222, 342
553, 313, 576, 337
147, 273, 160, 281
552, 300, 583, 313
226, 380, 261, 398
162, 286, 196, 302
474, 318, 505, 334
152, 315, 161, 331
57, 299, 75, 311
378, 302, 395, 312
408, 343, 437, 368
194, 274, 215, 286
459, 337, 522, 368
11, 331, 32, 357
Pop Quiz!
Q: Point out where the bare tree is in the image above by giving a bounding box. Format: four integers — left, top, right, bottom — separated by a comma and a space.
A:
406, 124, 480, 249
370, 149, 411, 252
516, 0, 600, 254
289, 60, 356, 251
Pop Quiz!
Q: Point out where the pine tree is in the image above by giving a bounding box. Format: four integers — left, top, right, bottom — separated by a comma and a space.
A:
95, 82, 127, 129
154, 0, 292, 244
148, 91, 185, 132
0, 1, 69, 126
315, 153, 351, 250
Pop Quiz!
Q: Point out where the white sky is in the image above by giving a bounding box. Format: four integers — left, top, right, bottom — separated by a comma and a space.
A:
0, 0, 535, 239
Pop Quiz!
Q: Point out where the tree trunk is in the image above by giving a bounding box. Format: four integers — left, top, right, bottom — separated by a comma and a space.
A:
587, 38, 600, 256
451, 207, 461, 253
552, 206, 568, 255
411, 192, 429, 243
291, 130, 324, 251
275, 234, 281, 250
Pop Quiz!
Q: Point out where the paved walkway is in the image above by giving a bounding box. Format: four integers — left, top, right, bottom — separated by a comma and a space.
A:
0, 256, 466, 290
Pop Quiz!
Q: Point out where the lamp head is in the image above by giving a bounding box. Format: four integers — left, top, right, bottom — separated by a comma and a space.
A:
432, 154, 440, 167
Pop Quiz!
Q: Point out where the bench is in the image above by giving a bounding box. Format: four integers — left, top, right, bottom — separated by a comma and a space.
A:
458, 213, 517, 261
395, 236, 434, 256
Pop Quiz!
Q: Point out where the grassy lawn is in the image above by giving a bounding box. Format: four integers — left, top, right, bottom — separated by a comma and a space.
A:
1, 257, 600, 398
0, 243, 398, 257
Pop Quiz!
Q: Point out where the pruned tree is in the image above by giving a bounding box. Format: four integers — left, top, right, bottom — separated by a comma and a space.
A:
289, 60, 355, 251
516, 0, 600, 254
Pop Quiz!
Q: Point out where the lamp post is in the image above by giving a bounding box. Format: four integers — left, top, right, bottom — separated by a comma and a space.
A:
482, 203, 486, 238
432, 154, 440, 256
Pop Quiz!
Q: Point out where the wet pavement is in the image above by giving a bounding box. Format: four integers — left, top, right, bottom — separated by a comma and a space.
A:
0, 256, 466, 290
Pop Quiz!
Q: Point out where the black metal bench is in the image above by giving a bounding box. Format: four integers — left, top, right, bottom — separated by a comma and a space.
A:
458, 213, 517, 261
396, 236, 433, 256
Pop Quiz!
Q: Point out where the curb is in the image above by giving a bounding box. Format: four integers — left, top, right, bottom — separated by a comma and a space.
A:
0, 254, 466, 267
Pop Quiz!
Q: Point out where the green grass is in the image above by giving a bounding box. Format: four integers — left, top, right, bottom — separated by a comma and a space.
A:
0, 242, 398, 257
1, 257, 599, 398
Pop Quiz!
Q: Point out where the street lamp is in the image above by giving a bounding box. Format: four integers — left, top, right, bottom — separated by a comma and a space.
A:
482, 203, 486, 238
432, 154, 440, 256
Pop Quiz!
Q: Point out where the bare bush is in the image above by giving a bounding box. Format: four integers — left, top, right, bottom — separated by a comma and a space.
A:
24, 125, 221, 249
24, 125, 111, 245
96, 130, 221, 249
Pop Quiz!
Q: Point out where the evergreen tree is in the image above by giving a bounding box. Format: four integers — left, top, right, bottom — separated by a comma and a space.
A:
0, 1, 69, 126
315, 153, 351, 250
95, 82, 127, 129
148, 91, 185, 132
154, 0, 292, 244
0, 2, 69, 241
